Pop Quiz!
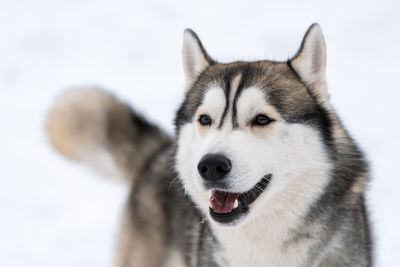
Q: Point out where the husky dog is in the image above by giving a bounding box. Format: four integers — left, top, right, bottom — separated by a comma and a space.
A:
46, 24, 372, 266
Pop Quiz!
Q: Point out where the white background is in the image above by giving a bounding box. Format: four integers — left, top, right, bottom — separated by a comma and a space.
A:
0, 0, 399, 266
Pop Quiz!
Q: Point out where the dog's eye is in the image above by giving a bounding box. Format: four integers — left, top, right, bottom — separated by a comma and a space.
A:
198, 114, 212, 126
252, 114, 273, 126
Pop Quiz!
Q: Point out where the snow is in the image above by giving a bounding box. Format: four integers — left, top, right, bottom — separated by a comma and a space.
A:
0, 0, 399, 266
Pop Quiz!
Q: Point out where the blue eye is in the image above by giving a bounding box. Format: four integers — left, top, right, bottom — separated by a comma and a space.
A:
252, 114, 272, 126
198, 114, 212, 126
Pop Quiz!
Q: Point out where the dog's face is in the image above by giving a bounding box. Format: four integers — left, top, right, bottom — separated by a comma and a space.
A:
175, 25, 332, 227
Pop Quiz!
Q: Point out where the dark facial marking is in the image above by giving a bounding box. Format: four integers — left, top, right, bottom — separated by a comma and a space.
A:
218, 75, 231, 129
231, 73, 247, 128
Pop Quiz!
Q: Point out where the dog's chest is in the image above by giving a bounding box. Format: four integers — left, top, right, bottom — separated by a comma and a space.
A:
214, 222, 312, 267
219, 241, 306, 267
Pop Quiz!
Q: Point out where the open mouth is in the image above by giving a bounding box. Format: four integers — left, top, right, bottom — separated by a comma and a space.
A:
209, 174, 272, 224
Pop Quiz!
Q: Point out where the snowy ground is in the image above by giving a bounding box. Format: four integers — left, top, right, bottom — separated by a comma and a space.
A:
0, 0, 399, 266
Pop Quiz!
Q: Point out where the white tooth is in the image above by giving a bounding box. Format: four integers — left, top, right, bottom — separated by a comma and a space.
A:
234, 199, 239, 209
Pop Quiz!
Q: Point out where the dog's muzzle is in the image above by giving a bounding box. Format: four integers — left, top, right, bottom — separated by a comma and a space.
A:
197, 153, 272, 225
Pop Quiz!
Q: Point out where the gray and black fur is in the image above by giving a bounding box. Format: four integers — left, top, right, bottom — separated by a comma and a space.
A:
46, 24, 372, 266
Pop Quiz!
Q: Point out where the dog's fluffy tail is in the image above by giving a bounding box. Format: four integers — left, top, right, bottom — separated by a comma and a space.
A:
46, 87, 172, 183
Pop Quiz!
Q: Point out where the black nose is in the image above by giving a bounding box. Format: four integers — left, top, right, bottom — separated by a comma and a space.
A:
197, 154, 231, 181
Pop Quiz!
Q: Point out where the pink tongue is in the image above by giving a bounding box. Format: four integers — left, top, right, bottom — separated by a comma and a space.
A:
210, 190, 240, 213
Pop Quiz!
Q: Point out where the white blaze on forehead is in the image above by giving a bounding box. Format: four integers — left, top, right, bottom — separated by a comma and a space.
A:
199, 87, 225, 123
230, 74, 242, 104
236, 87, 268, 126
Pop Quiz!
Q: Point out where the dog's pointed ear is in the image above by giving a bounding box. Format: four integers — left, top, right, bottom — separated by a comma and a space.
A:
182, 29, 213, 91
290, 24, 328, 102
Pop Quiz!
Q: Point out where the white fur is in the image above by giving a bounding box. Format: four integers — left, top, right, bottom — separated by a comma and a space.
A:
198, 87, 226, 124
163, 248, 186, 267
176, 85, 332, 266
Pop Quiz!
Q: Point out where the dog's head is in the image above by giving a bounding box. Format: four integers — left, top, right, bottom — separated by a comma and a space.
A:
175, 24, 333, 227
